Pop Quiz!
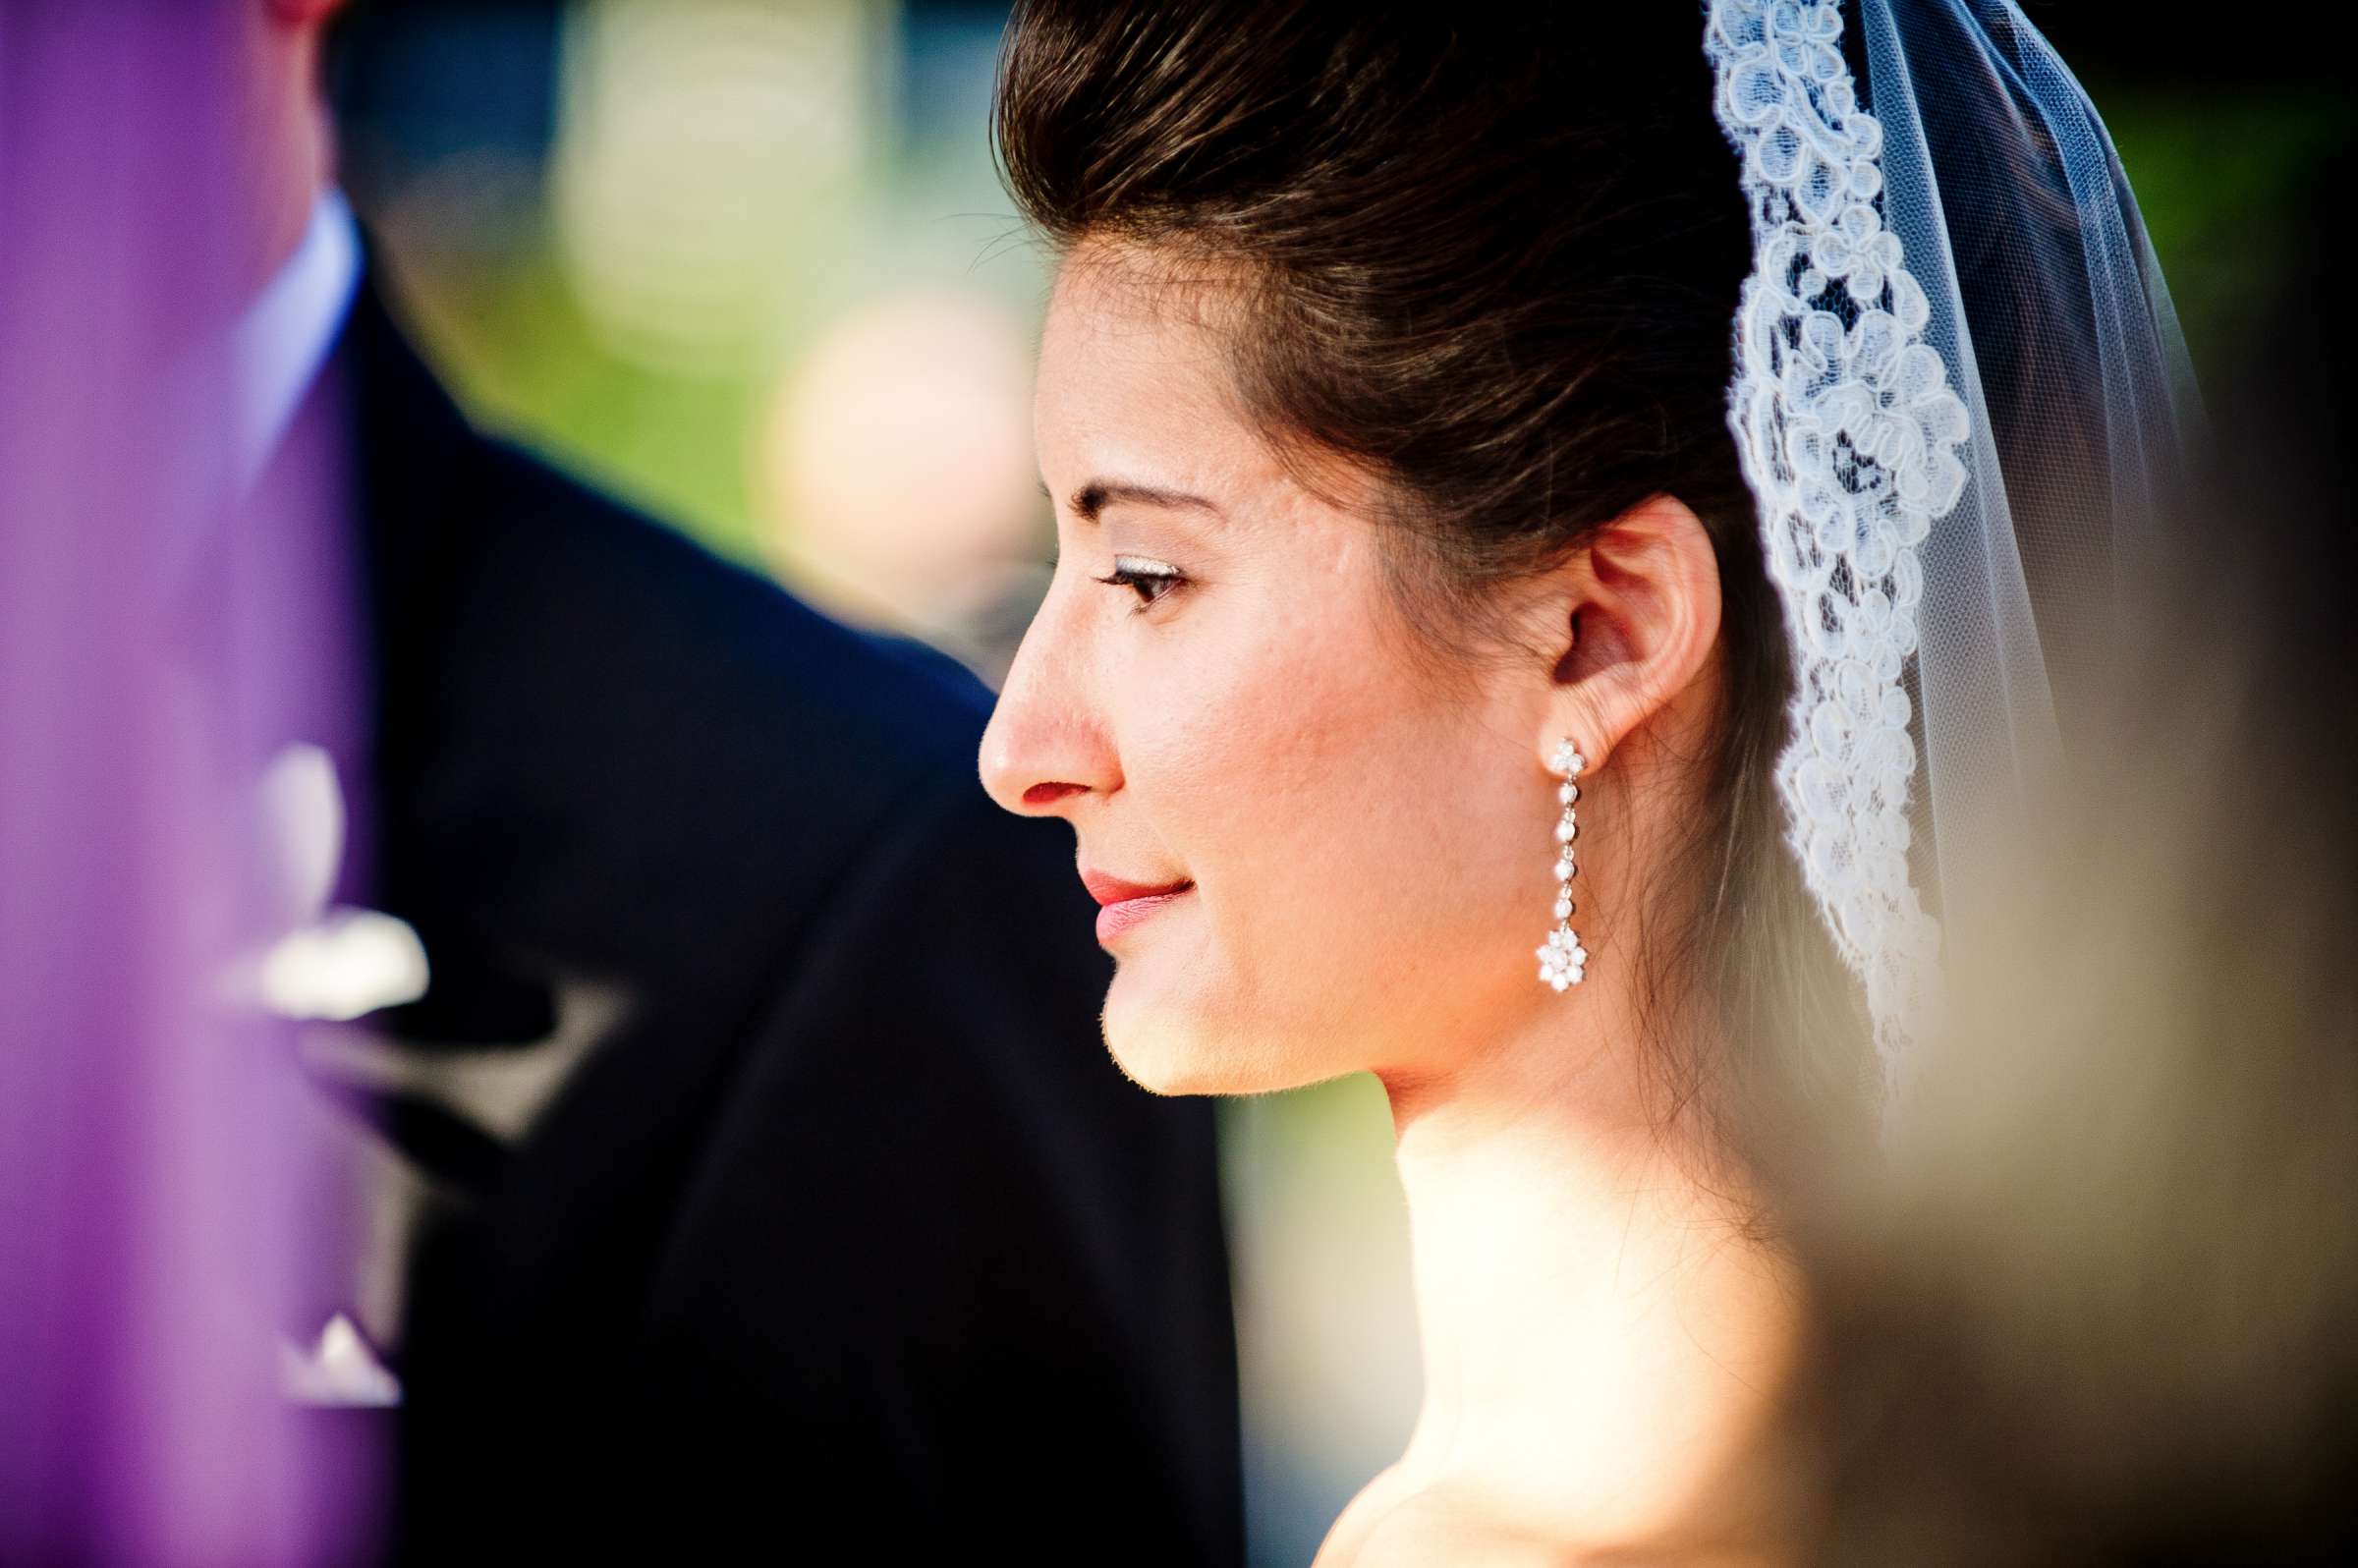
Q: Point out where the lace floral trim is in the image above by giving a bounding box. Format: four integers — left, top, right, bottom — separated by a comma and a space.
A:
1705, 0, 1968, 1094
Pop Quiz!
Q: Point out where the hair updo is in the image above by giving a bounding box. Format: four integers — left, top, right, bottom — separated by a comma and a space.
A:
993, 3, 1872, 1168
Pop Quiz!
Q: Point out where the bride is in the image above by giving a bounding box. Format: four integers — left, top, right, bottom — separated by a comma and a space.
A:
977, 2, 2194, 1561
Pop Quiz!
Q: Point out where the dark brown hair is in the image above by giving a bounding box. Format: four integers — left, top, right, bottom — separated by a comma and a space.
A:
994, 4, 1871, 1172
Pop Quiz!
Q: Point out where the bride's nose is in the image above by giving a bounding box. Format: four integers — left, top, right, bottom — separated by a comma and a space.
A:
979, 590, 1116, 818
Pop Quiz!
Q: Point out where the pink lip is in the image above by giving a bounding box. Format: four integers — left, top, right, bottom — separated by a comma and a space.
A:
1081, 869, 1195, 945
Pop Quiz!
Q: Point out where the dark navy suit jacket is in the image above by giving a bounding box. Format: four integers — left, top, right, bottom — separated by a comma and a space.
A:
327, 272, 1240, 1564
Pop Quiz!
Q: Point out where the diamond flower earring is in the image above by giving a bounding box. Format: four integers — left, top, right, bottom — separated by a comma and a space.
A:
1538, 739, 1588, 991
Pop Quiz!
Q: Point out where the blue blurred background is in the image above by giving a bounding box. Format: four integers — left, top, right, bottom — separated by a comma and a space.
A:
325, 4, 2350, 1561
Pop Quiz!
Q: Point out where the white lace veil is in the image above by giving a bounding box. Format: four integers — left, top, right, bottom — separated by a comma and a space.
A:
1704, 0, 2203, 1100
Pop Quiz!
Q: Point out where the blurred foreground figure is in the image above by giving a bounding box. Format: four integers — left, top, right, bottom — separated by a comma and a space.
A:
1775, 144, 2358, 1567
192, 2, 1242, 1561
1, 4, 354, 1556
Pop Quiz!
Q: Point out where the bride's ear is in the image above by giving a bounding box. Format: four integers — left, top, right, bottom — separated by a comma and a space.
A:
1530, 493, 1723, 774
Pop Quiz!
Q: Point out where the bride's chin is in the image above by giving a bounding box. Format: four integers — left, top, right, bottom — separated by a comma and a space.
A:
1101, 980, 1301, 1097
1102, 1008, 1224, 1097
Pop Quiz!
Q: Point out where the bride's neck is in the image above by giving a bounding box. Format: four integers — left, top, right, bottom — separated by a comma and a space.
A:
1376, 1011, 1801, 1550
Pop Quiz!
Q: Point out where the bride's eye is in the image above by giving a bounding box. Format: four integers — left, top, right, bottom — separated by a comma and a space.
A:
1094, 555, 1186, 610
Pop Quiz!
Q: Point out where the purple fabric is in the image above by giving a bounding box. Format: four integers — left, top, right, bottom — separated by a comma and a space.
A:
1, 3, 376, 1558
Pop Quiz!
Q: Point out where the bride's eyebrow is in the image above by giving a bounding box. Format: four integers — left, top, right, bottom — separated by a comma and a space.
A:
1065, 478, 1225, 525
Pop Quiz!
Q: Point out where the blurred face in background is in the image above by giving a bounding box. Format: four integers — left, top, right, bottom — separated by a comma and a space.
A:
980, 245, 1565, 1095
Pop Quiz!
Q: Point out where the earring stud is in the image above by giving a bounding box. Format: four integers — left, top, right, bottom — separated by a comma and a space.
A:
1539, 739, 1588, 991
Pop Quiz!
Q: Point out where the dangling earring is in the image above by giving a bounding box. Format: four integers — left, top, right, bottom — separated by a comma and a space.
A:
1538, 739, 1588, 991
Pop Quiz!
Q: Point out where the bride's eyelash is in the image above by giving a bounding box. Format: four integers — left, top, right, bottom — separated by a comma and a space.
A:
1093, 556, 1186, 611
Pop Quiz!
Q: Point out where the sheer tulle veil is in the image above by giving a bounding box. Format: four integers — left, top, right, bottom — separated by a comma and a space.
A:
1704, 0, 2201, 1104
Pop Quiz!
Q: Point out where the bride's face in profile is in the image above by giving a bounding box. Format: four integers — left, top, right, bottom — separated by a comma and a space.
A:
981, 248, 1563, 1095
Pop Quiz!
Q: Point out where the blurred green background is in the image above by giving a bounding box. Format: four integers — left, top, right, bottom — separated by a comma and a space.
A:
330, 5, 2349, 1562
